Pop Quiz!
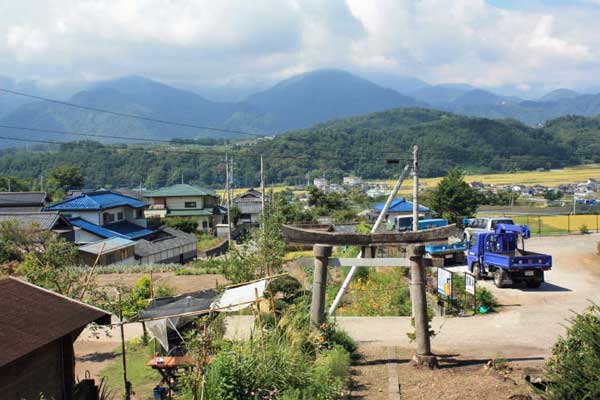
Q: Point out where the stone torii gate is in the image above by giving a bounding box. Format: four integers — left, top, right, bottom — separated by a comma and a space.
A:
282, 223, 459, 366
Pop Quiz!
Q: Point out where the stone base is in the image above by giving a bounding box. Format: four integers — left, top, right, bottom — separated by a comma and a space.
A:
412, 354, 438, 369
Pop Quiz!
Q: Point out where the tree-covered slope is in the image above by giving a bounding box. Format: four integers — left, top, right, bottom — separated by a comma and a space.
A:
0, 108, 595, 189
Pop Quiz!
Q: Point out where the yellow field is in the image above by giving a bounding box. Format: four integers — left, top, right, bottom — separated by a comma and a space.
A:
215, 164, 600, 200
373, 164, 600, 197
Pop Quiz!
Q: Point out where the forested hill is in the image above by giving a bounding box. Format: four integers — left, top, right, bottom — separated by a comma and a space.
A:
0, 108, 597, 189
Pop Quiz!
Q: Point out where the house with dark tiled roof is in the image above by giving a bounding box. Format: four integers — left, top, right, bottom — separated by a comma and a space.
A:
46, 190, 151, 243
144, 184, 226, 233
0, 211, 74, 241
0, 277, 111, 400
0, 191, 51, 212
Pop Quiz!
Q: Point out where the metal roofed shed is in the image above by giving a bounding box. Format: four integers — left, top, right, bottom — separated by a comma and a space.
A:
78, 237, 137, 266
373, 197, 430, 213
134, 226, 198, 264
46, 190, 148, 211
144, 183, 217, 198
0, 277, 111, 400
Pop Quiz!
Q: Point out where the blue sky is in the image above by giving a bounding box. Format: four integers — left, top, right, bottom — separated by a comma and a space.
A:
1, 0, 599, 97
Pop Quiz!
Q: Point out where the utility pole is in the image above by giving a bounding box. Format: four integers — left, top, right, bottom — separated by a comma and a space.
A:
328, 164, 411, 316
225, 154, 232, 247
412, 145, 419, 232
40, 173, 44, 192
260, 156, 265, 225
7, 177, 10, 193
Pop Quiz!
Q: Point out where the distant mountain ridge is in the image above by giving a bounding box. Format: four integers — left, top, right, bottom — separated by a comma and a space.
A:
1, 70, 600, 146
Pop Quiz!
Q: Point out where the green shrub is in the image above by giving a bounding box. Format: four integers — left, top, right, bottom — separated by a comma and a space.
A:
542, 305, 600, 400
476, 287, 499, 312
329, 328, 357, 354
163, 217, 198, 233
580, 224, 590, 234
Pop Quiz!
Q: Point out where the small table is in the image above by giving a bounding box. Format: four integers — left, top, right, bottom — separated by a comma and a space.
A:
148, 356, 194, 398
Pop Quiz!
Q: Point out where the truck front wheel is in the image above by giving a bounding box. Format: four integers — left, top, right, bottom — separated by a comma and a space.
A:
494, 269, 508, 288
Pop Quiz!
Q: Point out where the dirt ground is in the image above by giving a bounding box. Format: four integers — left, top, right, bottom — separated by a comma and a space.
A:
348, 345, 540, 400
95, 271, 229, 293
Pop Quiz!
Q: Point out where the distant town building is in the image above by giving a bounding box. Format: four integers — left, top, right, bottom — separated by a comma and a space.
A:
343, 176, 362, 186
313, 178, 328, 190
470, 181, 485, 190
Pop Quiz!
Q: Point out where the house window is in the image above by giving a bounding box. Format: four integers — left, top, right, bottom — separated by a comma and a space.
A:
202, 221, 208, 229
184, 201, 197, 208
103, 213, 115, 224
136, 209, 143, 219
117, 212, 124, 221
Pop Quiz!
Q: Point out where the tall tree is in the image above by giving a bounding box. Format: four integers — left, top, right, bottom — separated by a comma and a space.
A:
424, 168, 479, 223
48, 165, 84, 192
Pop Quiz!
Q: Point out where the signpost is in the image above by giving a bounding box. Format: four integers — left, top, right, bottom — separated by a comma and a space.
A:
437, 268, 452, 298
464, 272, 477, 313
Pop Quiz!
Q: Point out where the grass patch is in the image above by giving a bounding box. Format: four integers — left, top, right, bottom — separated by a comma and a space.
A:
196, 234, 224, 251
99, 339, 162, 397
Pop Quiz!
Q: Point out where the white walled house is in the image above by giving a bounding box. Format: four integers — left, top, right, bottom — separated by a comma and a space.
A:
144, 184, 226, 233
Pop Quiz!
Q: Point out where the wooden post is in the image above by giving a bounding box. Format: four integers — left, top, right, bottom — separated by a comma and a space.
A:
311, 244, 332, 327
225, 154, 232, 246
118, 292, 131, 400
408, 245, 436, 368
260, 155, 265, 226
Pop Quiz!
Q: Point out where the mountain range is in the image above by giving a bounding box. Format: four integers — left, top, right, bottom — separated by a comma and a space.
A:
1, 69, 600, 145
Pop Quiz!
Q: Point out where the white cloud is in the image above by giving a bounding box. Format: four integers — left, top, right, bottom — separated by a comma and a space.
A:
0, 0, 599, 92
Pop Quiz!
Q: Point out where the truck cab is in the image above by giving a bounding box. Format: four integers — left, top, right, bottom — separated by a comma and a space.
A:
466, 224, 551, 288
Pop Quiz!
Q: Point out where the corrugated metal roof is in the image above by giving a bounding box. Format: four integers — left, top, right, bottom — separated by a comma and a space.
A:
0, 211, 63, 230
47, 190, 147, 211
70, 218, 154, 240
144, 184, 217, 198
0, 277, 111, 367
135, 226, 197, 257
373, 197, 430, 213
78, 237, 136, 255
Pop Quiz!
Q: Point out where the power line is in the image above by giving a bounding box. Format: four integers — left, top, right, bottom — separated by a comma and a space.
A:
0, 87, 267, 138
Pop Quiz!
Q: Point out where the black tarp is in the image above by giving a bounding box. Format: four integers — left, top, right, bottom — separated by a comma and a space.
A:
136, 289, 218, 321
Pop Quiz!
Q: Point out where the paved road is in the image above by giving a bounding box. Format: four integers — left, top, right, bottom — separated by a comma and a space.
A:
226, 234, 600, 360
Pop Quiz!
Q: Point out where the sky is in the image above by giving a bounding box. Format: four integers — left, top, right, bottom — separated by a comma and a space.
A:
1, 0, 600, 97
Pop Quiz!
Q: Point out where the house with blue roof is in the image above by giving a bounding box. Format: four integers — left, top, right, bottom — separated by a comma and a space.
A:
369, 197, 432, 222
46, 190, 154, 244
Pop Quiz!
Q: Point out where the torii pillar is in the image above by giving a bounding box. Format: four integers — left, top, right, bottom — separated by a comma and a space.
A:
311, 244, 332, 326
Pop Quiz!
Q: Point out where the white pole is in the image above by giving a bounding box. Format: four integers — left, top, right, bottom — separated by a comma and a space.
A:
328, 164, 411, 316
412, 145, 419, 231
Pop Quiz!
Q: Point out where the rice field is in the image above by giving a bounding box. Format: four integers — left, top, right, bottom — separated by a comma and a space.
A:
375, 164, 600, 197
510, 214, 600, 235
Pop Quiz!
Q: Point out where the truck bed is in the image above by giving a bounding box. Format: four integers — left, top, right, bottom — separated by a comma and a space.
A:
484, 250, 551, 269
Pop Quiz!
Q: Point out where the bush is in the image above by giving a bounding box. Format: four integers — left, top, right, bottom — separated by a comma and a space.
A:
580, 224, 590, 234
542, 305, 600, 400
163, 217, 198, 233
329, 328, 357, 354
476, 287, 499, 312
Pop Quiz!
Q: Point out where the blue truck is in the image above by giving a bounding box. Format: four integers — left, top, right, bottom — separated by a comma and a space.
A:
466, 224, 552, 288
